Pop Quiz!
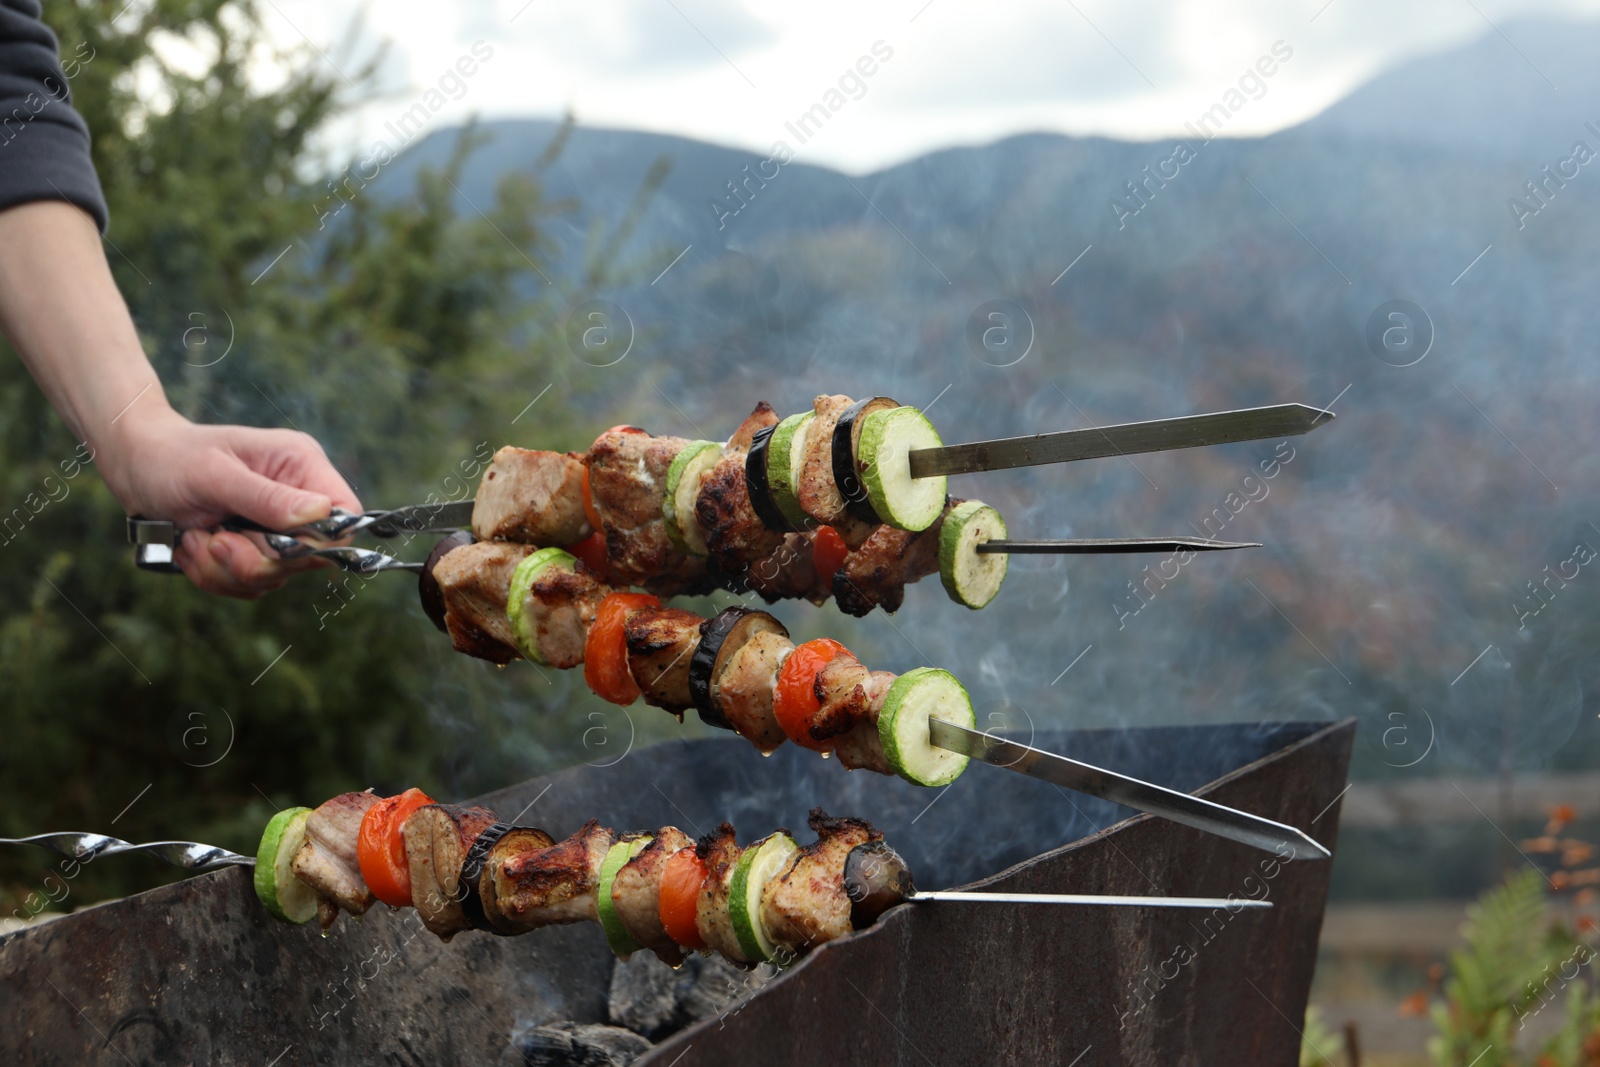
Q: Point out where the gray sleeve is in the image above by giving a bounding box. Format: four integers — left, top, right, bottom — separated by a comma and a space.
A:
0, 0, 108, 231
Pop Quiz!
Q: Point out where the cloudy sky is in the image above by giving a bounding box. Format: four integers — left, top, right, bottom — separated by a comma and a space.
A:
257, 0, 1600, 172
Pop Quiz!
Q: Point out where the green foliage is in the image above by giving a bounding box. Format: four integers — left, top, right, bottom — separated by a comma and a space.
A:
0, 0, 654, 917
1426, 870, 1600, 1066
1300, 1005, 1341, 1067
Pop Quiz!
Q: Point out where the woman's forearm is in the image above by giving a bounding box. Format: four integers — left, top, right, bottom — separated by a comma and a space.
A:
0, 200, 172, 453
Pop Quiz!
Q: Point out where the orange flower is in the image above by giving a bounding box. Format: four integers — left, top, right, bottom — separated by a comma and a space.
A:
1546, 804, 1577, 834
1577, 914, 1597, 933
1563, 843, 1596, 867
1398, 990, 1429, 1018
1576, 889, 1597, 907
1553, 870, 1573, 890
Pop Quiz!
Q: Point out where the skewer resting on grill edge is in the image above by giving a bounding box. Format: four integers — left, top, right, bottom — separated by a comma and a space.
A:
0, 830, 1270, 915
927, 719, 1330, 860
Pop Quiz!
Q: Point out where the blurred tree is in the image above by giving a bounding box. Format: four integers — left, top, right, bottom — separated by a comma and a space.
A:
0, 0, 617, 913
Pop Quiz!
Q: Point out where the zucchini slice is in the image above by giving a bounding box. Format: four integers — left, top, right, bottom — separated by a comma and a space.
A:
506, 547, 577, 663
254, 806, 318, 924
729, 832, 800, 963
767, 412, 816, 530
878, 668, 975, 787
831, 396, 900, 524
857, 406, 946, 532
598, 835, 653, 959
938, 500, 1009, 609
689, 606, 790, 733
663, 441, 724, 555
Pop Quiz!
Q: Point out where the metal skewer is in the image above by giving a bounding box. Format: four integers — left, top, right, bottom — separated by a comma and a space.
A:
0, 832, 254, 872
0, 834, 1266, 913
909, 403, 1334, 479
909, 891, 1270, 909
927, 718, 1330, 861
976, 537, 1259, 555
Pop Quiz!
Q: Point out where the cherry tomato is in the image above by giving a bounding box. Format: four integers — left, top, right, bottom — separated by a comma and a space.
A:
658, 847, 707, 950
774, 638, 850, 751
356, 787, 436, 908
585, 591, 661, 705
811, 525, 849, 580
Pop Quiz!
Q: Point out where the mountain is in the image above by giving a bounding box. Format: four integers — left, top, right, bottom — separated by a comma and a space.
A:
1306, 17, 1600, 158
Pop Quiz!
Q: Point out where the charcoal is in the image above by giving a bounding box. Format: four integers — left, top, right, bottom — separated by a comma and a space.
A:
504, 1021, 651, 1067
607, 951, 774, 1040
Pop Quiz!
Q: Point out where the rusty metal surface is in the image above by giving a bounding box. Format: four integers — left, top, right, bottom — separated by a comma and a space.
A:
0, 719, 1351, 1066
642, 719, 1354, 1067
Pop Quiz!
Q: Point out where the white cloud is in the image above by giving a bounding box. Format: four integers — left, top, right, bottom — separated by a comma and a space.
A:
258, 0, 1600, 172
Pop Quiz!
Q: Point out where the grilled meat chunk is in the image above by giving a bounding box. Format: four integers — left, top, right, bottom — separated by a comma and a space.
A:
610, 826, 694, 966
694, 824, 748, 963
762, 809, 880, 952
696, 452, 785, 575
472, 447, 591, 546
714, 629, 793, 752
404, 804, 501, 940
434, 540, 533, 663
725, 401, 779, 453
524, 563, 608, 669
488, 820, 613, 933
832, 500, 953, 616
291, 790, 380, 929
811, 652, 874, 742
833, 671, 896, 775
735, 532, 830, 604
796, 394, 878, 548
624, 606, 702, 713
586, 428, 710, 596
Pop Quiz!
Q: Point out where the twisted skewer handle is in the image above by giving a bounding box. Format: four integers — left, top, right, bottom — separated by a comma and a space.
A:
0, 832, 254, 871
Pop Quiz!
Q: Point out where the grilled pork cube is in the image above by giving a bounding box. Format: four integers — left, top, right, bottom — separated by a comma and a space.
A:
796, 394, 878, 548
586, 428, 705, 594
761, 810, 879, 952
488, 820, 613, 933
811, 652, 873, 742
524, 563, 608, 669
714, 629, 793, 752
610, 826, 694, 966
472, 447, 591, 546
696, 452, 785, 574
694, 824, 748, 963
737, 532, 830, 604
833, 671, 896, 775
832, 500, 951, 616
725, 401, 779, 453
624, 606, 702, 713
434, 540, 533, 663
404, 804, 501, 940
291, 790, 380, 929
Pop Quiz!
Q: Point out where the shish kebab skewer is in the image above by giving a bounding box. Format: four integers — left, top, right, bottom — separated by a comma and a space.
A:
126, 394, 1310, 610
420, 534, 1329, 861
0, 803, 1269, 975
1, 809, 1273, 960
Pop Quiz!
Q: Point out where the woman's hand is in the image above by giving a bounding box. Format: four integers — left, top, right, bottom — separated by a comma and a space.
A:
0, 201, 364, 599
102, 406, 363, 599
